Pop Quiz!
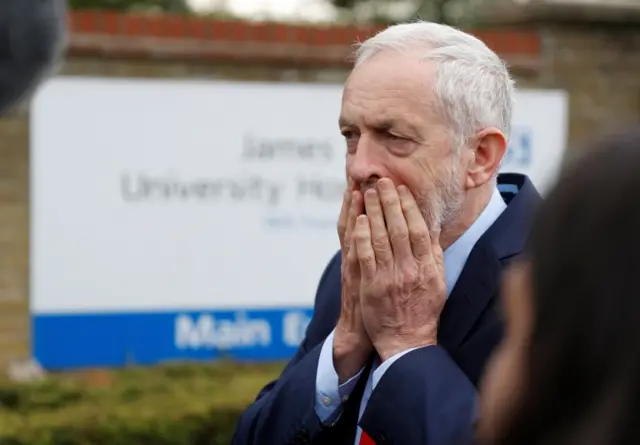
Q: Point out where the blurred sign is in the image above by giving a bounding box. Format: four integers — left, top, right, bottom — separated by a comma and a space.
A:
30, 77, 568, 370
501, 90, 569, 193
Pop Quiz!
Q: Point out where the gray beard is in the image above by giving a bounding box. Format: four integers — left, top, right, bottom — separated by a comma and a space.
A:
357, 172, 465, 234
419, 169, 465, 233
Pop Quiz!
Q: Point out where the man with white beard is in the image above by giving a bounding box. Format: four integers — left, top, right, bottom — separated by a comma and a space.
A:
233, 20, 541, 445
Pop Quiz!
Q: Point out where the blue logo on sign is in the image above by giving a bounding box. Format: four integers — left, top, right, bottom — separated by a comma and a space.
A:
174, 312, 271, 350
282, 311, 311, 347
32, 307, 315, 370
505, 127, 532, 167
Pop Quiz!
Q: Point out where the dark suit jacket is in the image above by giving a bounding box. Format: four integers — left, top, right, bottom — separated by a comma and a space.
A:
232, 173, 540, 445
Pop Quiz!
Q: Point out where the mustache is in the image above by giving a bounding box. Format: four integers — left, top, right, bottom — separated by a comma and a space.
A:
346, 177, 378, 193
359, 179, 378, 194
352, 180, 437, 230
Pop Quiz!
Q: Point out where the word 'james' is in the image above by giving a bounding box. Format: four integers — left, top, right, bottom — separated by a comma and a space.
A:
242, 134, 333, 162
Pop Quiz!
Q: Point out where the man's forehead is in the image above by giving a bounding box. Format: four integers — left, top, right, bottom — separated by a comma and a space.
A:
340, 62, 435, 130
346, 51, 435, 87
343, 56, 433, 105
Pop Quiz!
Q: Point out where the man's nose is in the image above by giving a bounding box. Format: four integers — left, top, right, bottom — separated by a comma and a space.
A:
346, 136, 384, 186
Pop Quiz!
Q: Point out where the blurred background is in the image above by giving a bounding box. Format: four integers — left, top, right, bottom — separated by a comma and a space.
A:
0, 0, 638, 443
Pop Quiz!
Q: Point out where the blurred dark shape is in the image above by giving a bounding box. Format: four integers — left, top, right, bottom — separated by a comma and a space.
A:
70, 0, 191, 13
332, 0, 359, 8
0, 0, 67, 114
494, 125, 640, 445
327, 0, 455, 25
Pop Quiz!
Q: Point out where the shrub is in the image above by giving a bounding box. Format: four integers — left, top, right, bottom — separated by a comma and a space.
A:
0, 361, 284, 445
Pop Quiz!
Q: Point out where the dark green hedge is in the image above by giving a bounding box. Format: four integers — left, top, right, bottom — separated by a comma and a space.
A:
0, 361, 284, 445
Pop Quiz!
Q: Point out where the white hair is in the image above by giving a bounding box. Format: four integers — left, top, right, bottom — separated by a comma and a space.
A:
354, 21, 515, 154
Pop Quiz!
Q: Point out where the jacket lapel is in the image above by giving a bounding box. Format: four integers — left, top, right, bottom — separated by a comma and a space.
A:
437, 245, 501, 352
438, 174, 541, 351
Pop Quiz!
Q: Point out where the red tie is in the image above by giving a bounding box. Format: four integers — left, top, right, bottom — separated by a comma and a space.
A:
359, 431, 375, 445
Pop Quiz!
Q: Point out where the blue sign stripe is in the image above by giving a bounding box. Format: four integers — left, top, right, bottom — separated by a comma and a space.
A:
32, 308, 313, 370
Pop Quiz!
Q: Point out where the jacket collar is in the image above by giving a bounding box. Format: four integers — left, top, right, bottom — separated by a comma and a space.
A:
437, 173, 541, 351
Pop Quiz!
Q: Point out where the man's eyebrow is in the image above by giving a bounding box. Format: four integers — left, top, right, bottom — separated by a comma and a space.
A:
372, 119, 421, 136
370, 119, 395, 130
339, 116, 397, 129
338, 116, 421, 136
338, 116, 353, 128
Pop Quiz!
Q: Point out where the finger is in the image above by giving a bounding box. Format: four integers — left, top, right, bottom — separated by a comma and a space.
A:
344, 191, 364, 250
363, 188, 393, 267
430, 228, 445, 279
354, 215, 376, 281
337, 189, 352, 249
377, 178, 412, 261
346, 235, 361, 278
397, 185, 432, 261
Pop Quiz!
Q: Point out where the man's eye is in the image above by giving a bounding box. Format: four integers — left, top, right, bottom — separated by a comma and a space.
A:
342, 131, 358, 154
342, 130, 355, 140
387, 132, 402, 141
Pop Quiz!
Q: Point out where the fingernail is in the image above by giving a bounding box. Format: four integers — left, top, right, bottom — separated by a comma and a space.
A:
378, 178, 392, 189
365, 188, 377, 198
397, 185, 409, 195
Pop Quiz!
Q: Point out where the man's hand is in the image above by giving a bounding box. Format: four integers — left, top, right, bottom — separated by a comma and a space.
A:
355, 178, 446, 362
334, 188, 374, 382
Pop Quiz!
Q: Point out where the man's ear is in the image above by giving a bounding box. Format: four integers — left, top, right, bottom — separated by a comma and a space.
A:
464, 128, 508, 189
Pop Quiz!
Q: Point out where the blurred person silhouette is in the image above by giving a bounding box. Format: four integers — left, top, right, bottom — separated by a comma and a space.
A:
233, 20, 542, 445
0, 0, 67, 114
479, 126, 640, 445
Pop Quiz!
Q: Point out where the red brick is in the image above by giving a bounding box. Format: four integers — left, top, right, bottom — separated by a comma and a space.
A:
273, 24, 289, 42
182, 17, 204, 39
161, 16, 185, 38
247, 23, 272, 42
328, 26, 348, 45
100, 11, 120, 34
293, 26, 313, 45
229, 21, 248, 41
64, 11, 541, 67
145, 16, 164, 37
472, 30, 541, 56
121, 15, 145, 36
69, 11, 98, 33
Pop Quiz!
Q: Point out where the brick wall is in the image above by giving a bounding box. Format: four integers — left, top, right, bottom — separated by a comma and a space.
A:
0, 10, 636, 368
538, 24, 640, 144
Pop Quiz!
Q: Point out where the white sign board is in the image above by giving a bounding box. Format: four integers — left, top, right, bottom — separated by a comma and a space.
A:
502, 90, 569, 193
30, 76, 568, 369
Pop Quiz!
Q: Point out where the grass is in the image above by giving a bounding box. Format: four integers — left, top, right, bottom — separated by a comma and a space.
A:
0, 361, 285, 445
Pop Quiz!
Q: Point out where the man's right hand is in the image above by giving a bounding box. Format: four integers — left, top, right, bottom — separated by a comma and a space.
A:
334, 188, 374, 383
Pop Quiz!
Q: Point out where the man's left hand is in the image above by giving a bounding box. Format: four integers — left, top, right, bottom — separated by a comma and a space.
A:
354, 178, 447, 361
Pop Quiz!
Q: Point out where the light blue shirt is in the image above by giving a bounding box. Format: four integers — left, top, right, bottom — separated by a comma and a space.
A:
315, 187, 507, 444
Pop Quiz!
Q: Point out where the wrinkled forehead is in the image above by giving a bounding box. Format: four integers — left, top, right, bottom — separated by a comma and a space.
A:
341, 52, 440, 126
345, 50, 436, 97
